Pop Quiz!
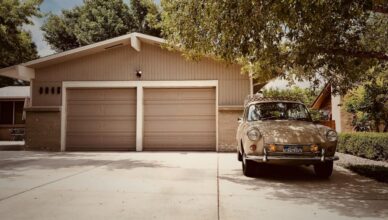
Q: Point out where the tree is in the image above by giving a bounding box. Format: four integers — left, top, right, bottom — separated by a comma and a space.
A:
161, 0, 388, 94
131, 0, 162, 37
42, 0, 135, 52
262, 87, 319, 106
42, 0, 162, 52
262, 86, 322, 121
0, 0, 41, 87
344, 73, 388, 132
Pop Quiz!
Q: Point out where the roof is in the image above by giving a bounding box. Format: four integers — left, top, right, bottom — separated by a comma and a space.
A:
0, 33, 165, 81
0, 86, 30, 99
311, 83, 331, 109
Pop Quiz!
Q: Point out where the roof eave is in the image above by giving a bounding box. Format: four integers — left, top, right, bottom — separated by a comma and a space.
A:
0, 33, 165, 81
0, 65, 35, 81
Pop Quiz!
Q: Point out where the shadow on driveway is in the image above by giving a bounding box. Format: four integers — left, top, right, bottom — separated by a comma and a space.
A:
0, 152, 173, 179
220, 164, 388, 219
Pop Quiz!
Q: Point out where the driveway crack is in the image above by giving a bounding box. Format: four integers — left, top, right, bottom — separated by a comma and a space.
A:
217, 153, 220, 220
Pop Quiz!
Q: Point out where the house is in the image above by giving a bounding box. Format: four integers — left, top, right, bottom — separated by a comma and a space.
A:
311, 83, 353, 133
0, 86, 30, 141
0, 33, 252, 152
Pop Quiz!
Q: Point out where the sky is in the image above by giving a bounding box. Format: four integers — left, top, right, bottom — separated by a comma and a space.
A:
23, 0, 311, 90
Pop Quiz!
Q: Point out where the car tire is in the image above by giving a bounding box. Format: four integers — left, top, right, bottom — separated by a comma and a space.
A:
314, 161, 333, 178
242, 154, 256, 177
237, 150, 242, 161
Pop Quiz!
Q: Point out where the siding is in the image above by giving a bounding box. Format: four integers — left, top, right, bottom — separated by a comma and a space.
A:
33, 44, 249, 106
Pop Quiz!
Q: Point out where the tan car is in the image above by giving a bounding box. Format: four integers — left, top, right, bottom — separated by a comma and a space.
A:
236, 96, 339, 178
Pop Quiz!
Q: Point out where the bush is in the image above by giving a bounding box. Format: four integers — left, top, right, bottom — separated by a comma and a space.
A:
337, 132, 388, 161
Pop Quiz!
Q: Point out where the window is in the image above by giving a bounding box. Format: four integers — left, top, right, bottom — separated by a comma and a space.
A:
0, 101, 13, 124
0, 101, 25, 125
14, 101, 25, 124
247, 102, 311, 122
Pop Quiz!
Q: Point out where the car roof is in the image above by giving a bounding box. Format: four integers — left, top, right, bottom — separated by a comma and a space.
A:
244, 95, 304, 106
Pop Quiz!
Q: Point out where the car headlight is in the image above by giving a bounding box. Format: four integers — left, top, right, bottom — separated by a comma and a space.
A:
247, 128, 261, 141
326, 130, 337, 142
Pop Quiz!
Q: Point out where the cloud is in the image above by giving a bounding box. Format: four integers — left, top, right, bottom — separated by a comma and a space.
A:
23, 16, 55, 57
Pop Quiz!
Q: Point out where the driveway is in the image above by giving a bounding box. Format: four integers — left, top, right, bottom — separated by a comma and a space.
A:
0, 152, 387, 220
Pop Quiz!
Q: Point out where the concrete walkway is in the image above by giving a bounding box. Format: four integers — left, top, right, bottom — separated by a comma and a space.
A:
0, 151, 387, 220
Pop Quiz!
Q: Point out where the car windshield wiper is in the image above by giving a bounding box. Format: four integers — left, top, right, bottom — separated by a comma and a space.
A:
290, 118, 310, 121
260, 116, 280, 120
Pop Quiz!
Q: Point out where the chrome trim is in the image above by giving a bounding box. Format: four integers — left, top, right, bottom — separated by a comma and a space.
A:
321, 148, 325, 162
246, 155, 339, 163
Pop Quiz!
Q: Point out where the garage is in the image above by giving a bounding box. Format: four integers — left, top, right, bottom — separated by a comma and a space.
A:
143, 88, 216, 151
66, 88, 136, 151
5, 33, 251, 152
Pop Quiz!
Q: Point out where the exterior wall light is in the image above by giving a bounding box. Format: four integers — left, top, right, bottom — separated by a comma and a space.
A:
136, 70, 142, 78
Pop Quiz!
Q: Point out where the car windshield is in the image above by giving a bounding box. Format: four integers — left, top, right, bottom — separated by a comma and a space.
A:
247, 102, 312, 121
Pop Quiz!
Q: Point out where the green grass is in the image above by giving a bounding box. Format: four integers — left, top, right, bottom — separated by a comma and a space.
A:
345, 165, 388, 183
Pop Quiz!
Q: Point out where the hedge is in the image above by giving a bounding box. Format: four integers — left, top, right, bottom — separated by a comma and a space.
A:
337, 132, 388, 161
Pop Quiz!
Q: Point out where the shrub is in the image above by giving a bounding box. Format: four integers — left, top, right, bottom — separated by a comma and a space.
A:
337, 132, 388, 161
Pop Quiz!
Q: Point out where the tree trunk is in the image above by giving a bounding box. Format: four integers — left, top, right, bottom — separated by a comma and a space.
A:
375, 120, 380, 132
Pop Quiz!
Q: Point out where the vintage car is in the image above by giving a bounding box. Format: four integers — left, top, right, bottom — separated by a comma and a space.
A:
236, 95, 339, 178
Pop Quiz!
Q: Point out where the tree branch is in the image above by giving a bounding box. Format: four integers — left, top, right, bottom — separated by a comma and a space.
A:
324, 48, 388, 61
373, 5, 388, 14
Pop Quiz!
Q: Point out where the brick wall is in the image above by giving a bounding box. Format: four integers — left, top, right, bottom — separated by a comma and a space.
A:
218, 110, 242, 152
25, 111, 61, 151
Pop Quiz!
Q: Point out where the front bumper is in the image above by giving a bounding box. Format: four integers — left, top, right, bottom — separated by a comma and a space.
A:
246, 155, 339, 164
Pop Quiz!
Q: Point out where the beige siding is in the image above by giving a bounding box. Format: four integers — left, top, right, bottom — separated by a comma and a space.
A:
33, 44, 249, 106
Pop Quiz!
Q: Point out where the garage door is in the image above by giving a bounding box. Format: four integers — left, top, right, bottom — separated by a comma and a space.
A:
144, 88, 216, 151
66, 88, 136, 151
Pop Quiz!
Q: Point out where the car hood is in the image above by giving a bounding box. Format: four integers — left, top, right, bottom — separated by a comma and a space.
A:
249, 120, 327, 144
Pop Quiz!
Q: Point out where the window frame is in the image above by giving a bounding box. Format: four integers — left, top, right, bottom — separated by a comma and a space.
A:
0, 99, 25, 126
246, 101, 313, 122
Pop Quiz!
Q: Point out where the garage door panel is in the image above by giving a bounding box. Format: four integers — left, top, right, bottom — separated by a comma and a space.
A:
67, 134, 134, 145
144, 103, 216, 116
144, 135, 215, 150
67, 119, 136, 133
145, 119, 215, 132
67, 89, 136, 101
144, 88, 216, 150
144, 88, 214, 101
67, 103, 136, 117
66, 88, 136, 151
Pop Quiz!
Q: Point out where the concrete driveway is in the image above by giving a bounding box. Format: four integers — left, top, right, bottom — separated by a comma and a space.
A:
0, 152, 387, 220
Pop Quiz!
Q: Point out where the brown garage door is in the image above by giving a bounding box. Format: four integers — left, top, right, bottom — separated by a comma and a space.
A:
66, 88, 136, 151
144, 88, 216, 151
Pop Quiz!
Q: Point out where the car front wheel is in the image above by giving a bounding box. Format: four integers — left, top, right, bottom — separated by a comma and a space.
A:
314, 161, 333, 178
242, 154, 256, 177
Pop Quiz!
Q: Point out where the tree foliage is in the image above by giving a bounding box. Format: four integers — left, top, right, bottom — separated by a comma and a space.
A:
42, 0, 162, 52
161, 0, 388, 94
262, 86, 322, 121
131, 0, 162, 37
0, 0, 41, 87
262, 86, 318, 106
344, 73, 388, 132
